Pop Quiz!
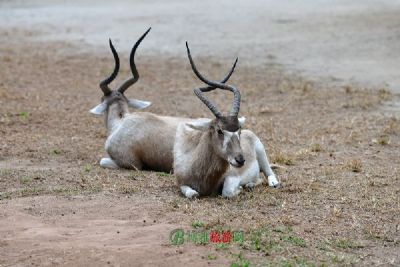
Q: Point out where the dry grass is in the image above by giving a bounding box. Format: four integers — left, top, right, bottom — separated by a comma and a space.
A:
272, 152, 295, 166
346, 159, 363, 173
310, 143, 323, 152
383, 117, 399, 135
0, 38, 399, 266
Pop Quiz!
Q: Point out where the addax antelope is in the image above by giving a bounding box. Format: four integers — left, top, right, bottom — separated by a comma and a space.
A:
90, 28, 236, 172
173, 42, 280, 199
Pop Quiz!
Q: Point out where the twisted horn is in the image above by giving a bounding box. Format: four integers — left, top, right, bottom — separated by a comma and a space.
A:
117, 27, 151, 93
186, 42, 241, 117
193, 58, 238, 118
99, 39, 120, 96
193, 87, 222, 118
198, 57, 238, 93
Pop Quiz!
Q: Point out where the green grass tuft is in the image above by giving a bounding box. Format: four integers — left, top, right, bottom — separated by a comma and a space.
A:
19, 111, 29, 120
281, 235, 307, 247
192, 220, 205, 229
84, 164, 92, 172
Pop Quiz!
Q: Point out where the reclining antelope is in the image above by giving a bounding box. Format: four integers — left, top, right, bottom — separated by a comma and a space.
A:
173, 43, 280, 199
90, 28, 236, 172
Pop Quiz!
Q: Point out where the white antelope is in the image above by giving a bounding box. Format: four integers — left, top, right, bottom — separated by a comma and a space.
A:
173, 43, 280, 199
90, 28, 236, 172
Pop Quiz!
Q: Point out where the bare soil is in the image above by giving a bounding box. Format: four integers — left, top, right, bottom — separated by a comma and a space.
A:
0, 32, 399, 266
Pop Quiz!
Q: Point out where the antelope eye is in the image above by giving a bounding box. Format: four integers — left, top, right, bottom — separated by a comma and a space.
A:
217, 129, 223, 135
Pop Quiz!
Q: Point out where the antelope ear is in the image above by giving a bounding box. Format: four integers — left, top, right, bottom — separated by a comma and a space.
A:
238, 116, 246, 126
127, 99, 152, 109
186, 118, 213, 131
89, 101, 108, 115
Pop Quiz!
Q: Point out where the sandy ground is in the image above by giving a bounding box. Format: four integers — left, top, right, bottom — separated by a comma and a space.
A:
1, 0, 400, 91
1, 1, 400, 266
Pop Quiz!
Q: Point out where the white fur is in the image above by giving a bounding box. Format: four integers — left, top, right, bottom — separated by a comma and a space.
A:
173, 122, 200, 176
238, 160, 263, 187
254, 137, 279, 187
222, 131, 239, 150
221, 130, 280, 198
186, 118, 212, 131
92, 97, 196, 171
267, 174, 279, 187
222, 175, 242, 198
180, 185, 199, 199
127, 99, 151, 109
174, 119, 280, 199
90, 101, 108, 115
100, 158, 119, 169
238, 116, 246, 126
224, 130, 241, 166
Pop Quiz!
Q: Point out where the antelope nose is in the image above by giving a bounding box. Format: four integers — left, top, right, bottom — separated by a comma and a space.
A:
235, 155, 245, 167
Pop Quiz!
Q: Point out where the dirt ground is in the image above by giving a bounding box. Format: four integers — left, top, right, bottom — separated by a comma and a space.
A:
1, 28, 400, 266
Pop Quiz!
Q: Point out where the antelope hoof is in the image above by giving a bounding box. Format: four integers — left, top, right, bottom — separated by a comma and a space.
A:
272, 183, 282, 189
186, 190, 199, 199
100, 158, 119, 169
222, 186, 242, 198
245, 183, 256, 191
181, 186, 199, 199
267, 175, 281, 188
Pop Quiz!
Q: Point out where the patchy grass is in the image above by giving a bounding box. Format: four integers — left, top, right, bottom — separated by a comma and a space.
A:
215, 243, 230, 251
346, 159, 362, 172
52, 148, 62, 155
0, 169, 13, 177
51, 187, 89, 195
329, 253, 360, 265
19, 111, 29, 120
119, 186, 136, 194
376, 136, 390, 145
0, 191, 11, 200
276, 257, 317, 267
156, 171, 172, 177
230, 253, 251, 267
3, 185, 101, 199
207, 254, 217, 260
192, 221, 205, 229
272, 152, 295, 166
20, 176, 33, 184
333, 238, 365, 250
84, 164, 92, 172
378, 88, 391, 101
281, 235, 307, 247
383, 117, 399, 135
19, 187, 46, 197
1, 40, 399, 266
310, 143, 322, 152
273, 226, 293, 233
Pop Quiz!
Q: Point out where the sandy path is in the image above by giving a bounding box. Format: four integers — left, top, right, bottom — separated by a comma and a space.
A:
0, 195, 227, 267
1, 0, 400, 90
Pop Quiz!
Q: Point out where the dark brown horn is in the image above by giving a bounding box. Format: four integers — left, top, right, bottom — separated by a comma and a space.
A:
199, 57, 238, 93
117, 27, 151, 93
186, 42, 241, 117
193, 58, 238, 118
193, 87, 222, 118
99, 39, 119, 96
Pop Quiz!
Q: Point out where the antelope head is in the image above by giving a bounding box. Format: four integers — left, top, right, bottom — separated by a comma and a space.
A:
185, 42, 246, 168
90, 28, 152, 117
